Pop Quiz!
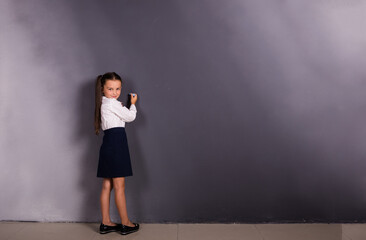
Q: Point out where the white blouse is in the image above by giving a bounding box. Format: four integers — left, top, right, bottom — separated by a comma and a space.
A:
101, 96, 137, 130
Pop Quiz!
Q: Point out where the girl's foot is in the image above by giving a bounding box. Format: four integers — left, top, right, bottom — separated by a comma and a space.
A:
122, 220, 135, 227
99, 223, 122, 234
120, 223, 140, 235
102, 221, 117, 226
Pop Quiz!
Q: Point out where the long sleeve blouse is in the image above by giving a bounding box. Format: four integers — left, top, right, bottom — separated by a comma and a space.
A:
101, 96, 137, 130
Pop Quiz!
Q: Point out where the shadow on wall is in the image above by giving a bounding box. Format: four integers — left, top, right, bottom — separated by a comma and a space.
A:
76, 78, 147, 223
76, 79, 101, 222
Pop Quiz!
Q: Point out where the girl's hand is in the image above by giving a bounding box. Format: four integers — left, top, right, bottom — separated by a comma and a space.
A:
130, 93, 138, 104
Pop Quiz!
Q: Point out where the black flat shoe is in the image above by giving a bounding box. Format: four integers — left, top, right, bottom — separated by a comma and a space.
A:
99, 223, 122, 234
119, 223, 140, 235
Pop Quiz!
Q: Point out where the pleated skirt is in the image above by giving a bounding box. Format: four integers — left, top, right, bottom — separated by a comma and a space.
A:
97, 127, 133, 178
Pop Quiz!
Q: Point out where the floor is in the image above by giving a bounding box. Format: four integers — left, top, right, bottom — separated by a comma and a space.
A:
1, 222, 365, 240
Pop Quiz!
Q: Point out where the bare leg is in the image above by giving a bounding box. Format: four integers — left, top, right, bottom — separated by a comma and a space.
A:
112, 177, 134, 227
100, 178, 116, 226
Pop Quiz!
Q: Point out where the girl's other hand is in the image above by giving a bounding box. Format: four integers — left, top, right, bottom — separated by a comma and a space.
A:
130, 93, 138, 104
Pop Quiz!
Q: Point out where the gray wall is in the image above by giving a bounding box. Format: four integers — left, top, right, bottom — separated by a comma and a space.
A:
1, 0, 366, 223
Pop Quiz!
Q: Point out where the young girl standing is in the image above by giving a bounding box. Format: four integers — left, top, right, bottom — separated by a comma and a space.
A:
94, 72, 139, 235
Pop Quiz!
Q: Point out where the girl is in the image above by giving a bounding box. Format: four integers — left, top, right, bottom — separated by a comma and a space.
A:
94, 72, 139, 235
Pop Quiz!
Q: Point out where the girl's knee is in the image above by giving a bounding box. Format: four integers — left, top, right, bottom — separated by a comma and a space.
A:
102, 178, 113, 191
112, 178, 125, 191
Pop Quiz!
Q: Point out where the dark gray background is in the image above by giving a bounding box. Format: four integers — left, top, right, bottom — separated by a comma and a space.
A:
1, 0, 366, 223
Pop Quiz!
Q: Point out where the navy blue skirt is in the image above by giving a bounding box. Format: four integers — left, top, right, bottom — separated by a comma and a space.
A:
97, 127, 133, 178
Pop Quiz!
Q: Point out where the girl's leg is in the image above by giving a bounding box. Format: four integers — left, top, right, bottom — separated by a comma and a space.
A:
112, 177, 134, 227
100, 178, 116, 226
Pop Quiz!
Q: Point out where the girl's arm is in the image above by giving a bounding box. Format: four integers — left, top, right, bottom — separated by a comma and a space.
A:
111, 101, 137, 122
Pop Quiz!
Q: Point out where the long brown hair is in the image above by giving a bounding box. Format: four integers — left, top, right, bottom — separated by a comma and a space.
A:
94, 72, 122, 135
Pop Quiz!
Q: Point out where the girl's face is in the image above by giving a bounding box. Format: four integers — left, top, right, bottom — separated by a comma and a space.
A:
103, 79, 122, 99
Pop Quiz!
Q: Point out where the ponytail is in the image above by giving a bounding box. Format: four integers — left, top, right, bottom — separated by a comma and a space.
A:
94, 75, 103, 135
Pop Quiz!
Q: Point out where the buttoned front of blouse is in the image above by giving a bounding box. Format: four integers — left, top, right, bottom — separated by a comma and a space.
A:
101, 96, 137, 130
